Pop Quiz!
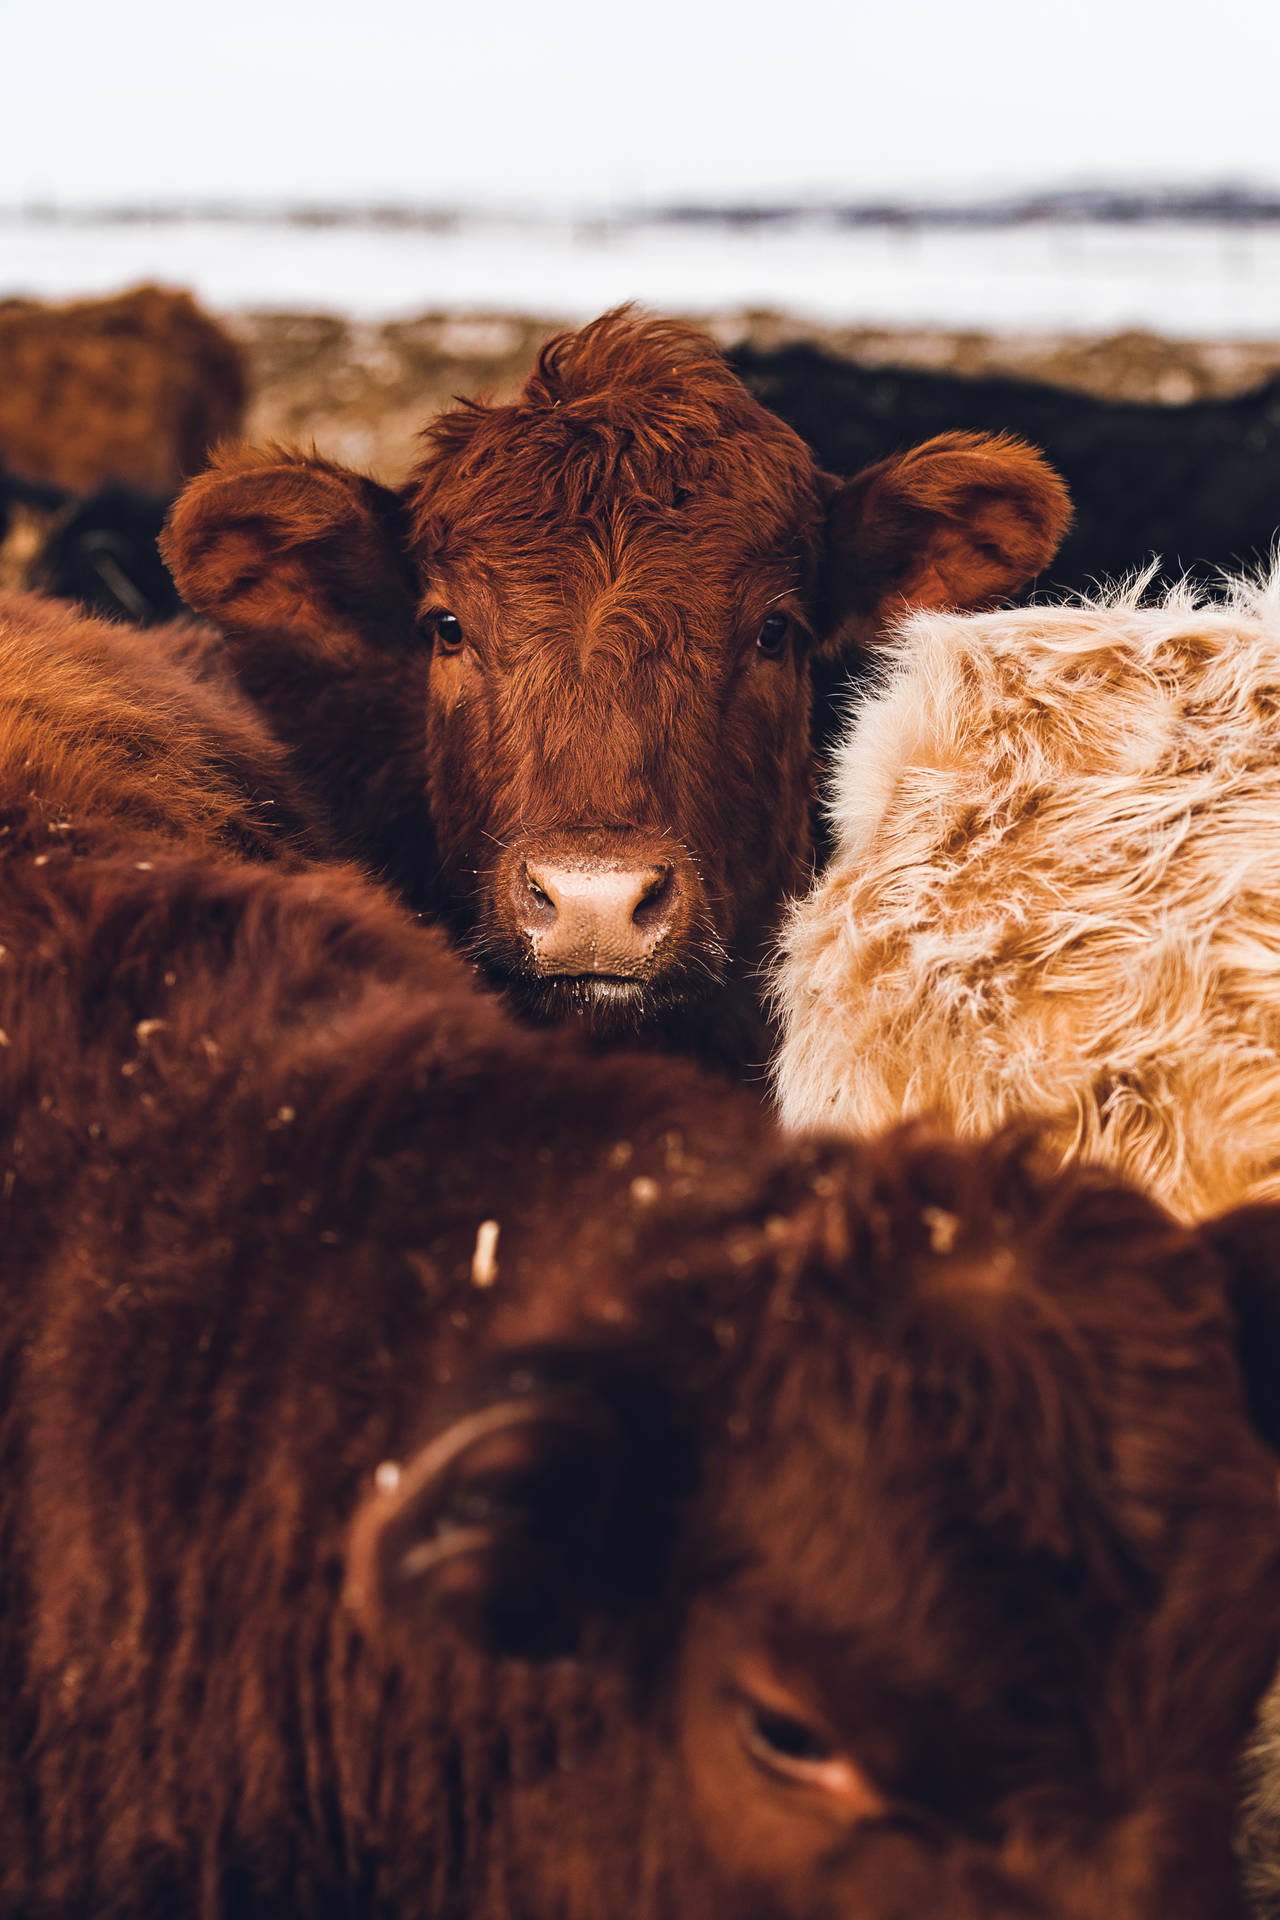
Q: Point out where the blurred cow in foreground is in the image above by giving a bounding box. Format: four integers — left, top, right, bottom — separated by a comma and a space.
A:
6, 905, 1280, 1918
4, 586, 1280, 1918
161, 307, 1070, 1064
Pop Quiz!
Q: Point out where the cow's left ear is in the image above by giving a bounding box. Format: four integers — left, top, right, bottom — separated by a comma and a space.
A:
160, 444, 419, 662
819, 431, 1072, 654
1202, 1204, 1280, 1452
345, 1364, 685, 1659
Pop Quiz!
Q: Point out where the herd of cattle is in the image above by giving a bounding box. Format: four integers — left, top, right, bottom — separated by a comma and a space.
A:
5, 289, 1280, 1918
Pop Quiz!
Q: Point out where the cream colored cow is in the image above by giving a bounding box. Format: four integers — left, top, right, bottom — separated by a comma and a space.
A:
774, 567, 1280, 1225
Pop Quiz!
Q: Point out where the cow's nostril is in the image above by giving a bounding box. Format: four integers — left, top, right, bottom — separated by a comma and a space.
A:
632, 862, 674, 928
522, 863, 559, 918
512, 854, 685, 978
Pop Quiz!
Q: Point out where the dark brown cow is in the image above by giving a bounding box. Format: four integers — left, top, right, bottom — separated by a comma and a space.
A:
162, 308, 1070, 1060
0, 284, 247, 497
3, 591, 1278, 1918
3, 831, 1280, 1919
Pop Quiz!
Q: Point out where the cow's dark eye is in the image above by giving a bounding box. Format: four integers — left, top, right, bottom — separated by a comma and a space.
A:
734, 1686, 886, 1817
427, 610, 465, 654
756, 613, 789, 659
743, 1704, 835, 1770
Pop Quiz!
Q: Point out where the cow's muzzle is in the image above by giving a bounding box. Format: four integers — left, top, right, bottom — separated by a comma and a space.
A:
515, 854, 680, 978
498, 829, 704, 989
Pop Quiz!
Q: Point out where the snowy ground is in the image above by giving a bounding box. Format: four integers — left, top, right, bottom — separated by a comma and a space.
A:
4, 213, 1280, 336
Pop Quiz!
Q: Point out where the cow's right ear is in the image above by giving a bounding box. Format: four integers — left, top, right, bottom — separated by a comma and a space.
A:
345, 1364, 686, 1660
819, 431, 1072, 654
160, 445, 419, 661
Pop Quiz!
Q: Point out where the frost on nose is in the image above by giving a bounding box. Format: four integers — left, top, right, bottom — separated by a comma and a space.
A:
516, 859, 678, 976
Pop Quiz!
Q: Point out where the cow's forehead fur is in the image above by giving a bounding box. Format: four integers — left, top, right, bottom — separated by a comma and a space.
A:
424, 525, 804, 659
655, 1135, 1272, 1785
404, 308, 822, 568
616, 1134, 1248, 1590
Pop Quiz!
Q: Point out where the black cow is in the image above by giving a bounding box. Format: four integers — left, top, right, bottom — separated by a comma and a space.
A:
728, 342, 1280, 596
0, 465, 181, 625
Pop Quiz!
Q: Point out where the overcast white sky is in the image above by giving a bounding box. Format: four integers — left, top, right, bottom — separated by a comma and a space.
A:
3, 0, 1278, 210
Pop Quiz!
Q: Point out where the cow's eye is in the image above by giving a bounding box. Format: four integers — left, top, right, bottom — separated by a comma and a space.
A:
756, 613, 789, 658
728, 1677, 886, 1819
742, 1702, 835, 1774
427, 610, 465, 654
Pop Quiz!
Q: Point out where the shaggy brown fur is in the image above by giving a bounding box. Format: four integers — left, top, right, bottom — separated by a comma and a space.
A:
0, 589, 323, 866
4, 866, 1280, 1920
0, 285, 247, 496
161, 307, 1069, 1060
22, 435, 1280, 1913
4, 578, 1280, 1913
773, 569, 1280, 1222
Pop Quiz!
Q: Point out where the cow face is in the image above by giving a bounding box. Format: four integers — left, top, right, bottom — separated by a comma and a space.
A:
404, 343, 826, 1037
348, 1141, 1280, 1919
164, 311, 1070, 1043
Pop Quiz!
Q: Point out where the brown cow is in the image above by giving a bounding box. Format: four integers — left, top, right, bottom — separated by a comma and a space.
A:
3, 587, 1278, 1918
0, 287, 247, 626
0, 284, 247, 497
3, 823, 1280, 1918
0, 587, 322, 871
162, 307, 1070, 1061
4, 588, 1280, 1916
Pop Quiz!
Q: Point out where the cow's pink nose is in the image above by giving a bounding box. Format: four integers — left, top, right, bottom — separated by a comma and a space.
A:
518, 859, 677, 975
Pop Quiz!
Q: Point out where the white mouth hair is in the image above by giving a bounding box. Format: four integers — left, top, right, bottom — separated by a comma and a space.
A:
577, 977, 646, 1003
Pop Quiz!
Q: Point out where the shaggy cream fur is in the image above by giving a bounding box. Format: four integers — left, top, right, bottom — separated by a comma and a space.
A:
774, 566, 1280, 1224
1241, 1687, 1280, 1915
